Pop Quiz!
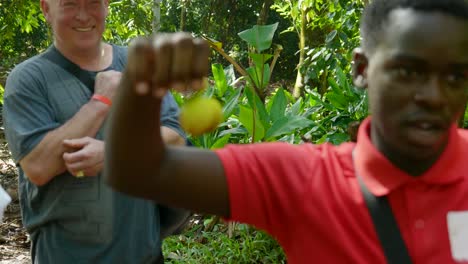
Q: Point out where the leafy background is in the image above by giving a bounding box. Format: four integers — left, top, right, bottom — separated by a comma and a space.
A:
2, 0, 460, 263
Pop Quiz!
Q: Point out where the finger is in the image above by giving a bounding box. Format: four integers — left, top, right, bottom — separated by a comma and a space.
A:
64, 156, 102, 172
152, 33, 173, 89
85, 162, 104, 177
192, 38, 211, 79
63, 150, 86, 164
170, 32, 194, 90
127, 37, 154, 92
63, 138, 90, 149
190, 77, 208, 92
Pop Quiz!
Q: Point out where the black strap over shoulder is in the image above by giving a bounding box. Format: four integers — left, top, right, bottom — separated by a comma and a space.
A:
358, 176, 412, 264
41, 46, 95, 92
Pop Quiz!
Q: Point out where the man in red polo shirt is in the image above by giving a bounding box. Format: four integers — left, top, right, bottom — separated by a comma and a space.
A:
105, 0, 468, 263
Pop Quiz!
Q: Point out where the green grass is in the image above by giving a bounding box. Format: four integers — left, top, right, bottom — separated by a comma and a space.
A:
162, 217, 286, 264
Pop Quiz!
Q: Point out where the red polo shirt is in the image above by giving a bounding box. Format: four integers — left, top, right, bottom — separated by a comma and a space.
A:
216, 117, 468, 264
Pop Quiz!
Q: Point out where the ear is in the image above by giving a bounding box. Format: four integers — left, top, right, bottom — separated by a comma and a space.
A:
352, 48, 369, 89
40, 0, 51, 23
103, 0, 110, 16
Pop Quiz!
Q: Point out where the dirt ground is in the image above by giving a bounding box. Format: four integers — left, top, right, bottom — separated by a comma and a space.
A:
0, 132, 31, 263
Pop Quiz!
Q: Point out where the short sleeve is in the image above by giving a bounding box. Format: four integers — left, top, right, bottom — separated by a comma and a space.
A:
215, 142, 322, 243
160, 92, 185, 139
3, 61, 61, 163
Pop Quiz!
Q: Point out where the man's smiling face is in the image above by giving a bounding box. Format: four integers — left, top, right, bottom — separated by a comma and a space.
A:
41, 0, 109, 52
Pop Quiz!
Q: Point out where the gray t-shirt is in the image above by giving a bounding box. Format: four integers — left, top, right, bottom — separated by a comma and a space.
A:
3, 45, 184, 263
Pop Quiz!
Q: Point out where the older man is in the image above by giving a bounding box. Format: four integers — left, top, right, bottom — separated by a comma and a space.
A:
3, 0, 187, 263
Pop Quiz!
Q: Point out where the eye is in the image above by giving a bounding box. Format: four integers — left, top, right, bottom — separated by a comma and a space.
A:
62, 0, 77, 7
446, 71, 468, 89
390, 66, 426, 81
88, 0, 101, 6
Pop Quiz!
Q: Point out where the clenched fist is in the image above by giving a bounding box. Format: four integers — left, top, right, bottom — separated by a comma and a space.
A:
125, 32, 210, 98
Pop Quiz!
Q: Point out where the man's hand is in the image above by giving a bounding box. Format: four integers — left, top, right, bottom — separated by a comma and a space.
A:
94, 70, 122, 101
63, 137, 105, 177
126, 32, 210, 98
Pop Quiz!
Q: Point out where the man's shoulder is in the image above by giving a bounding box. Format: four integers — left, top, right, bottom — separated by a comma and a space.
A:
8, 52, 54, 80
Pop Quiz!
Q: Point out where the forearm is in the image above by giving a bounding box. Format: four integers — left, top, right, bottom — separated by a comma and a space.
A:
106, 77, 165, 194
21, 100, 110, 185
161, 126, 186, 146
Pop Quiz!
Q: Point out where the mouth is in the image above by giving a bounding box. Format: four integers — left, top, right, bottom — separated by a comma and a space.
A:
404, 117, 450, 147
74, 26, 95, 32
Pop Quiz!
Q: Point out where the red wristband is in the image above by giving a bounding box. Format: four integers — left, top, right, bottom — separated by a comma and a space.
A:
91, 94, 112, 106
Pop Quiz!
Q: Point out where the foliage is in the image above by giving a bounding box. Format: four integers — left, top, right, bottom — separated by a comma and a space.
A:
104, 0, 155, 45
163, 220, 285, 263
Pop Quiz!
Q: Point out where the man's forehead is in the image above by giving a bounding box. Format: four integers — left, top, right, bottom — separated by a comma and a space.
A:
378, 8, 468, 62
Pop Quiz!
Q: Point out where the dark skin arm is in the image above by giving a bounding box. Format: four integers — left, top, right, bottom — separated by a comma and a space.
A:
105, 33, 230, 217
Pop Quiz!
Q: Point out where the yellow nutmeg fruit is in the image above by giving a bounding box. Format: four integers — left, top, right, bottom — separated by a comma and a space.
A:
179, 97, 223, 136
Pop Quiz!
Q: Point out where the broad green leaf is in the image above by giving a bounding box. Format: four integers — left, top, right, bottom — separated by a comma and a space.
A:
335, 66, 350, 93
246, 64, 271, 91
245, 87, 270, 128
219, 127, 247, 137
250, 53, 273, 67
238, 23, 279, 53
222, 88, 242, 119
212, 63, 228, 97
210, 134, 231, 149
326, 92, 347, 110
265, 116, 314, 139
328, 133, 349, 145
224, 65, 237, 87
269, 88, 288, 122
290, 97, 303, 116
239, 105, 265, 142
327, 77, 348, 110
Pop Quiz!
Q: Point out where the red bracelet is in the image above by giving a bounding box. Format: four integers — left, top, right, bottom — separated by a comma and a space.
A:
91, 94, 112, 106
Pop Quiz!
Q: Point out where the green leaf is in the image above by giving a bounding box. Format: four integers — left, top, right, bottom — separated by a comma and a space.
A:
210, 134, 231, 149
238, 23, 279, 53
222, 88, 242, 120
212, 63, 228, 97
246, 64, 271, 91
250, 53, 273, 67
325, 30, 338, 43
239, 105, 265, 142
245, 87, 269, 128
269, 88, 288, 122
265, 116, 314, 139
290, 97, 303, 116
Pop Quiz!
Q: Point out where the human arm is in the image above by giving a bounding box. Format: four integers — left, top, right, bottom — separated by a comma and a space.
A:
61, 127, 184, 177
5, 70, 121, 186
105, 33, 230, 217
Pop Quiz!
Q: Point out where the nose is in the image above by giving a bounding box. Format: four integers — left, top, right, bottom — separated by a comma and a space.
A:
75, 6, 90, 21
413, 75, 448, 109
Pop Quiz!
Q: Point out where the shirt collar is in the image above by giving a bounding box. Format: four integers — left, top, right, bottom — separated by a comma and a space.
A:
354, 117, 464, 196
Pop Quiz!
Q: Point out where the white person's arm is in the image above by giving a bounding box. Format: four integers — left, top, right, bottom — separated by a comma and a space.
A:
20, 71, 120, 186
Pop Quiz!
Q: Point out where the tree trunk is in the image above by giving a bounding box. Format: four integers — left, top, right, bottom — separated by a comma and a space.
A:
257, 0, 273, 25
152, 0, 162, 32
202, 0, 215, 33
180, 0, 190, 31
292, 8, 307, 98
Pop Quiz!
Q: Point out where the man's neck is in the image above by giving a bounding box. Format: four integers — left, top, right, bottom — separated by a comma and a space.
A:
54, 41, 112, 71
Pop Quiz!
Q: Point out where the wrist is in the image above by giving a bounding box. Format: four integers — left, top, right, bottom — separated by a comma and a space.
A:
91, 94, 112, 106
87, 98, 111, 116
